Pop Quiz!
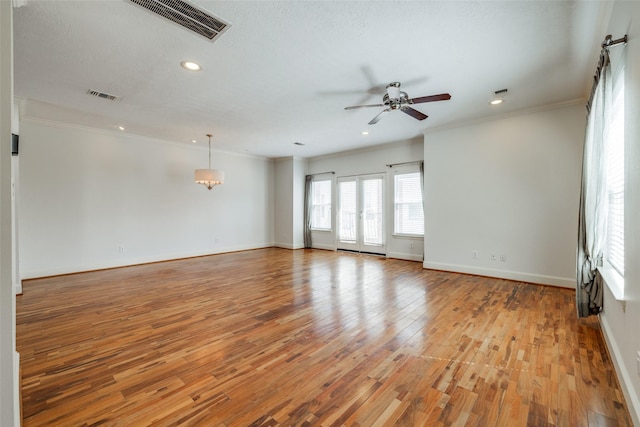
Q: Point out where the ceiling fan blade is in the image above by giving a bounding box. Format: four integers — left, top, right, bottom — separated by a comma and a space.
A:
368, 108, 392, 125
345, 103, 386, 110
409, 93, 452, 104
401, 107, 428, 121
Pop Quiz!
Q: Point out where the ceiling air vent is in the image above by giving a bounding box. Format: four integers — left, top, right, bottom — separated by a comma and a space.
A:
86, 89, 120, 101
129, 0, 230, 41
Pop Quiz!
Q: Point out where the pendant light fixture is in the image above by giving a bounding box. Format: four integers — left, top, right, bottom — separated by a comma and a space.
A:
195, 134, 224, 190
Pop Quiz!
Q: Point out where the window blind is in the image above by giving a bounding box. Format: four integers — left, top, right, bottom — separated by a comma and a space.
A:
394, 172, 424, 235
605, 61, 624, 276
338, 180, 356, 242
310, 180, 331, 230
362, 178, 383, 245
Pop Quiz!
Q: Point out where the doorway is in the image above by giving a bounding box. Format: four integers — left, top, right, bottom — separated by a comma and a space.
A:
336, 174, 385, 255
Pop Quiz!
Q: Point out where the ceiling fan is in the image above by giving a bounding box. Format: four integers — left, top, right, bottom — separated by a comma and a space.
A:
344, 82, 451, 125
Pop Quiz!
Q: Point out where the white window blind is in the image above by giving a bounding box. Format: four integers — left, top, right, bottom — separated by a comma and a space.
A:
394, 172, 424, 235
362, 178, 383, 245
310, 180, 331, 230
338, 181, 356, 242
605, 60, 624, 276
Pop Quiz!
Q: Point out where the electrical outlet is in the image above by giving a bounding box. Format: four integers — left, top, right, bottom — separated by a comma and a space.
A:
472, 251, 479, 259
490, 254, 496, 261
410, 243, 414, 249
500, 255, 507, 262
118, 246, 125, 253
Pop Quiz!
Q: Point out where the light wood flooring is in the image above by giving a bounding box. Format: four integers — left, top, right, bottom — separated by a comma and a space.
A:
17, 248, 633, 426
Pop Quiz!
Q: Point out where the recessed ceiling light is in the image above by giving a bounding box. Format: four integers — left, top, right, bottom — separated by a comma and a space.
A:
362, 131, 369, 135
118, 126, 125, 131
180, 61, 201, 71
191, 139, 197, 143
489, 88, 508, 106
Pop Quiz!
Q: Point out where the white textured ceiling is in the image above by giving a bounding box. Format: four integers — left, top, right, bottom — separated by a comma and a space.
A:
13, 0, 606, 158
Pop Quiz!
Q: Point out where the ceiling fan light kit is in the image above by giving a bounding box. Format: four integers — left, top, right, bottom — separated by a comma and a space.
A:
344, 81, 451, 125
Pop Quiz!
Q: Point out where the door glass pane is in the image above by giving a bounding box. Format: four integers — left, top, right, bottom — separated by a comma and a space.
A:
362, 178, 383, 246
338, 181, 356, 243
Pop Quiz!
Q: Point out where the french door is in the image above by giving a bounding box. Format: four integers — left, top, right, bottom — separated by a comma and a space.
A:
336, 174, 385, 254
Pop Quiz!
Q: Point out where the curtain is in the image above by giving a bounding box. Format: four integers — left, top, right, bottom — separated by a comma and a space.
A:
303, 175, 313, 248
420, 161, 425, 262
576, 51, 611, 317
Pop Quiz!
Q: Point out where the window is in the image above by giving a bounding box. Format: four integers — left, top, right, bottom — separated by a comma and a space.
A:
394, 172, 424, 235
310, 180, 331, 230
605, 59, 624, 276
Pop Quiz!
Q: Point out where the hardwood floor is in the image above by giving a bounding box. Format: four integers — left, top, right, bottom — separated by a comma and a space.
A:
16, 248, 632, 426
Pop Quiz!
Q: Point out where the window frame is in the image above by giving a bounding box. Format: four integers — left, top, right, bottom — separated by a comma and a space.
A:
392, 169, 424, 237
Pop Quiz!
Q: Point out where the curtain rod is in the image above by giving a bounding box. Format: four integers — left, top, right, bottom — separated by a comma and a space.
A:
307, 171, 335, 176
386, 161, 423, 168
587, 34, 627, 112
337, 172, 385, 179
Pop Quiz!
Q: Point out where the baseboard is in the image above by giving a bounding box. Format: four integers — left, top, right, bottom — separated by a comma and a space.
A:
311, 243, 335, 251
14, 280, 22, 295
274, 242, 305, 250
386, 251, 423, 262
21, 243, 275, 280
422, 261, 575, 288
599, 313, 640, 426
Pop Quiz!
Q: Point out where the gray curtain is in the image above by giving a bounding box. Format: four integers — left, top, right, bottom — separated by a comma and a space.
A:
419, 162, 425, 202
420, 162, 425, 262
576, 51, 611, 317
303, 175, 313, 248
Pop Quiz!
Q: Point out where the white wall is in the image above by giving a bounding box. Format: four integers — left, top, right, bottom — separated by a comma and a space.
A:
307, 138, 424, 260
11, 156, 20, 295
0, 0, 19, 424
274, 156, 305, 250
599, 1, 640, 424
19, 107, 274, 278
12, 101, 21, 295
423, 103, 585, 288
274, 157, 294, 248
292, 157, 305, 248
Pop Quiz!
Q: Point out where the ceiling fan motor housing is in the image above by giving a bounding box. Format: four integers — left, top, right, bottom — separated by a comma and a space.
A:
383, 92, 409, 109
